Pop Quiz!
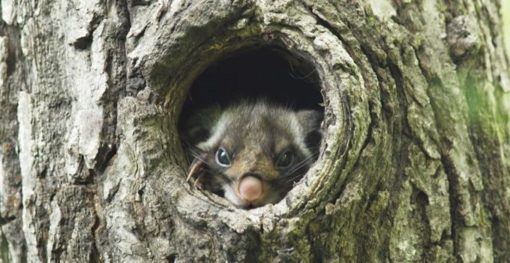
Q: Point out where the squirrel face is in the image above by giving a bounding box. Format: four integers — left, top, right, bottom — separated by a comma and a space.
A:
183, 100, 322, 209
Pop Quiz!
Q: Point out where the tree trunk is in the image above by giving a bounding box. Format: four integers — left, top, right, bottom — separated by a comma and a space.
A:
1, 0, 509, 262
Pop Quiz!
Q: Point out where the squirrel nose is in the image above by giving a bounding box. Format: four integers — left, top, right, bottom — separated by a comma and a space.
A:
239, 175, 263, 202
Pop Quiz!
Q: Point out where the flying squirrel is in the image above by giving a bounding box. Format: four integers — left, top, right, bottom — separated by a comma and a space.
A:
181, 100, 322, 209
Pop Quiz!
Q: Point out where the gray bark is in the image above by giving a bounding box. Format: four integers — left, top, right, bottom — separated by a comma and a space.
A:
1, 0, 509, 262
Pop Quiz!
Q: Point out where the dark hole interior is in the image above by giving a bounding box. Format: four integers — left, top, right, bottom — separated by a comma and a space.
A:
180, 47, 323, 118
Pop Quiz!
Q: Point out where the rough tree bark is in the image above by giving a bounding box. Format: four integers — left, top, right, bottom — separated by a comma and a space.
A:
1, 0, 509, 262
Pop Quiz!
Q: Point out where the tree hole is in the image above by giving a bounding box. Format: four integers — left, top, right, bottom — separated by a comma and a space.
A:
179, 46, 324, 209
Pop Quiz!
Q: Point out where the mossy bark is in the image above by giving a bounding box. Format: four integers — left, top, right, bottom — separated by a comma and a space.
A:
1, 0, 509, 262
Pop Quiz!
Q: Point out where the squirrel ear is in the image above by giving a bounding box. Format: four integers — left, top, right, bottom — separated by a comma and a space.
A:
296, 110, 322, 134
182, 104, 222, 145
296, 109, 323, 152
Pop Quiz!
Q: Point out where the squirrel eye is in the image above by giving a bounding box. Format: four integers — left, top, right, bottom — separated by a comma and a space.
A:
215, 147, 231, 167
276, 150, 294, 168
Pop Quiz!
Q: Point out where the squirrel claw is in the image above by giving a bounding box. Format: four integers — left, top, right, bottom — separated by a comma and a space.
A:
187, 159, 205, 182
193, 175, 206, 190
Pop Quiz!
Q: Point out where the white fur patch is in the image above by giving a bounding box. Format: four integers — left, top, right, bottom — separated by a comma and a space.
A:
223, 183, 248, 208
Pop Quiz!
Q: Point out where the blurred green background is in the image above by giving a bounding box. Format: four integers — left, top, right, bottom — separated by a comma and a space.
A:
504, 1, 510, 57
